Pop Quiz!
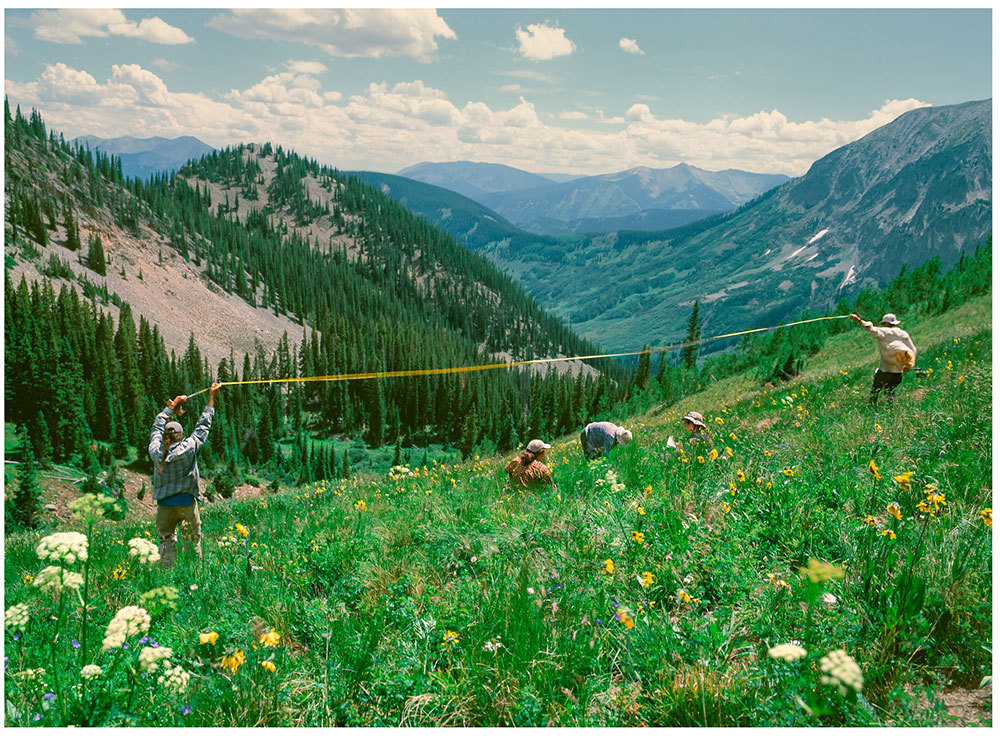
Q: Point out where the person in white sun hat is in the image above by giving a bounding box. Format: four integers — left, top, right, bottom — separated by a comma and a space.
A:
849, 312, 917, 405
504, 439, 556, 492
579, 421, 633, 459
669, 411, 715, 454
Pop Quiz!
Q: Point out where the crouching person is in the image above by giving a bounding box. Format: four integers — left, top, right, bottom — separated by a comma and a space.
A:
504, 439, 556, 493
580, 421, 633, 460
148, 382, 221, 568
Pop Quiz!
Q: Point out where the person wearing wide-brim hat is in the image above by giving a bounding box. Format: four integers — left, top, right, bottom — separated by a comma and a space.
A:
849, 312, 917, 405
670, 411, 714, 455
504, 439, 556, 492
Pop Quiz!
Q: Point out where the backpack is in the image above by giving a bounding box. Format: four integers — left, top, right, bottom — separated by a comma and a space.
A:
896, 350, 916, 373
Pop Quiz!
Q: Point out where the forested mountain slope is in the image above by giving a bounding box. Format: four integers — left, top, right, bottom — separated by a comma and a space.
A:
4, 104, 625, 476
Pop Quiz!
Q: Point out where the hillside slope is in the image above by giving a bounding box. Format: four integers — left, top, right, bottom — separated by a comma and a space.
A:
3, 289, 990, 727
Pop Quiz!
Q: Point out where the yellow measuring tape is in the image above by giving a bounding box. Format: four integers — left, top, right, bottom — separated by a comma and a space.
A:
185, 315, 849, 397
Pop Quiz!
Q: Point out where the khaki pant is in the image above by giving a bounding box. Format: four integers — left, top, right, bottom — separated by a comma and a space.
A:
155, 503, 203, 569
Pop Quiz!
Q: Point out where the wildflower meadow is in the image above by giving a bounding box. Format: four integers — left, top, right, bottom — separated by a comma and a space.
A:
3, 298, 992, 727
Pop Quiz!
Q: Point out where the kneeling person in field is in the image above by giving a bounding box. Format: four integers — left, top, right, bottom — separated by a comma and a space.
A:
148, 382, 221, 568
580, 421, 633, 459
504, 439, 556, 492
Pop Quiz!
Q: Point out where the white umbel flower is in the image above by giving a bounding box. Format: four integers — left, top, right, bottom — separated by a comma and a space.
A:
80, 664, 103, 680
767, 642, 807, 662
102, 606, 151, 651
157, 664, 190, 693
5, 602, 31, 630
820, 649, 864, 695
128, 538, 161, 565
138, 646, 174, 674
34, 565, 84, 593
36, 532, 89, 565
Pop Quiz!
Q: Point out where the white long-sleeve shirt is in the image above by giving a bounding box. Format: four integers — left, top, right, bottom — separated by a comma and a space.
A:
860, 321, 917, 373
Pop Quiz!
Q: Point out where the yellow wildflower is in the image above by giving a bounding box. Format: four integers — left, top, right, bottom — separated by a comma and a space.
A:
864, 515, 878, 528
259, 630, 281, 648
724, 447, 734, 458
219, 649, 246, 674
354, 499, 367, 512
729, 482, 737, 496
112, 566, 128, 581
736, 470, 746, 483
980, 508, 992, 527
708, 449, 719, 461
874, 424, 882, 432
199, 631, 219, 646
643, 485, 652, 495
868, 460, 882, 480
886, 503, 902, 521
697, 456, 705, 464
782, 468, 795, 477
715, 417, 724, 425
678, 590, 692, 605
22, 573, 34, 584
893, 472, 913, 492
603, 559, 614, 575
637, 506, 646, 516
617, 607, 635, 629
442, 630, 460, 647
639, 572, 655, 588
799, 559, 845, 584
882, 529, 897, 541
260, 661, 276, 673
721, 501, 731, 513
235, 524, 249, 538
631, 531, 645, 545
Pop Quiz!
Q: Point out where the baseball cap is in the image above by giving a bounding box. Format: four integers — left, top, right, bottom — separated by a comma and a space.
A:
526, 439, 552, 454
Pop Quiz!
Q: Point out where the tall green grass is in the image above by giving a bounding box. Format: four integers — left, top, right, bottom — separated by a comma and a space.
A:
3, 308, 991, 727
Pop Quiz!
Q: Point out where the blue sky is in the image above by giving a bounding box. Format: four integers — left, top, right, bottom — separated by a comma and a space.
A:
4, 8, 992, 176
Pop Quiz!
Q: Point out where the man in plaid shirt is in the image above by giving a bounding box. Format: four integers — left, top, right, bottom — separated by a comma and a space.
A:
148, 382, 221, 568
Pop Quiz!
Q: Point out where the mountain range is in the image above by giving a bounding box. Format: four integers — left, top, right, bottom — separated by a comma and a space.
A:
70, 134, 214, 181
471, 99, 992, 351
397, 161, 789, 237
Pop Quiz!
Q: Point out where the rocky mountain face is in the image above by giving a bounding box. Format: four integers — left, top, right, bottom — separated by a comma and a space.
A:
71, 134, 214, 181
472, 99, 992, 352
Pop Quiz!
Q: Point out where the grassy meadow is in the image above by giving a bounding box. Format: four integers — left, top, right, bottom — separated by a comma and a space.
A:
3, 297, 992, 727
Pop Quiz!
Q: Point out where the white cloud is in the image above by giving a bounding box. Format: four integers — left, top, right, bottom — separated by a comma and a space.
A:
27, 9, 193, 45
495, 69, 553, 83
207, 9, 455, 62
619, 38, 644, 56
6, 35, 19, 56
285, 60, 328, 75
515, 22, 576, 61
5, 63, 932, 178
150, 58, 183, 73
500, 84, 525, 93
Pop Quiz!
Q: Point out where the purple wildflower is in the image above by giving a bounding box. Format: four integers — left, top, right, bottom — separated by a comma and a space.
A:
43, 693, 55, 701
180, 705, 193, 716
71, 639, 81, 649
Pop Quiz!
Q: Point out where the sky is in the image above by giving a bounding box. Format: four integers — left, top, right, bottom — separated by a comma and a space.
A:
3, 7, 992, 177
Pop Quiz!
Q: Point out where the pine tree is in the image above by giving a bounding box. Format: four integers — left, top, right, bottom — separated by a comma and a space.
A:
681, 301, 701, 370
458, 410, 479, 460
9, 432, 43, 530
342, 448, 351, 479
64, 207, 81, 251
86, 232, 107, 275
634, 346, 651, 390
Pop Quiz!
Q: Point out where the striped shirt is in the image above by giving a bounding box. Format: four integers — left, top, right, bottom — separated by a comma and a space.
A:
148, 405, 214, 503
